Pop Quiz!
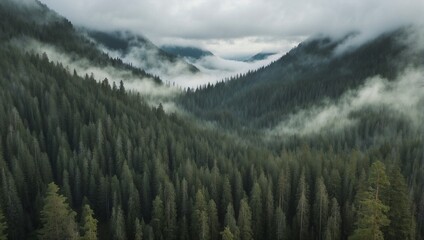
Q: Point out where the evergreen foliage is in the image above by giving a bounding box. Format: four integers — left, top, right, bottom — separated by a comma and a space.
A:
38, 183, 79, 240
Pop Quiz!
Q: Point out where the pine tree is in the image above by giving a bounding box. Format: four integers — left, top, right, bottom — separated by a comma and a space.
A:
224, 203, 240, 240
134, 218, 143, 240
295, 171, 309, 240
324, 198, 341, 240
383, 166, 414, 240
193, 190, 210, 240
314, 177, 329, 240
275, 206, 287, 240
38, 182, 79, 240
349, 161, 390, 240
0, 208, 7, 240
221, 227, 234, 240
152, 196, 164, 240
163, 183, 177, 240
208, 200, 219, 240
250, 183, 263, 240
237, 198, 253, 240
111, 204, 127, 240
81, 204, 98, 240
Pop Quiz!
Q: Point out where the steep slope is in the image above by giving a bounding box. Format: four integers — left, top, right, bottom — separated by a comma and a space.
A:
0, 0, 161, 83
85, 30, 199, 78
244, 52, 277, 62
180, 27, 423, 128
162, 45, 214, 60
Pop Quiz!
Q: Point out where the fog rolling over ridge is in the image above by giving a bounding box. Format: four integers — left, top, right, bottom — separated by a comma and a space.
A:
15, 38, 181, 112
269, 69, 424, 137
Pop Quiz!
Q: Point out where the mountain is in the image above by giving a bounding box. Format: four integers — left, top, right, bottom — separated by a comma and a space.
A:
162, 45, 214, 60
180, 27, 423, 128
244, 52, 277, 62
85, 31, 200, 78
0, 0, 161, 84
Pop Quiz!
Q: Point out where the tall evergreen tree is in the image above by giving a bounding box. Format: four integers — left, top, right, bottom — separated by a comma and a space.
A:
224, 204, 240, 240
208, 200, 219, 240
134, 218, 143, 240
111, 204, 127, 240
152, 196, 164, 240
38, 182, 79, 240
163, 183, 177, 240
81, 204, 98, 240
250, 183, 263, 240
193, 190, 210, 240
0, 208, 7, 240
275, 206, 287, 240
349, 161, 390, 240
383, 166, 414, 240
324, 198, 341, 240
221, 227, 234, 240
237, 199, 253, 240
295, 171, 309, 240
314, 177, 329, 240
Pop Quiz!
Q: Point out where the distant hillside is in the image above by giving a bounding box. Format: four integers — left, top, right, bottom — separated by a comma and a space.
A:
244, 52, 277, 62
162, 45, 214, 60
0, 0, 161, 83
180, 27, 423, 128
86, 31, 199, 77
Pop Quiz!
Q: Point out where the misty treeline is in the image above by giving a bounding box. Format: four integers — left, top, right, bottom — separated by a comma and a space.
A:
0, 43, 424, 240
180, 27, 419, 129
0, 0, 161, 84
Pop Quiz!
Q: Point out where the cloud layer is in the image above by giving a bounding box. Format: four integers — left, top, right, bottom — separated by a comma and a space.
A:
39, 0, 424, 56
269, 69, 424, 137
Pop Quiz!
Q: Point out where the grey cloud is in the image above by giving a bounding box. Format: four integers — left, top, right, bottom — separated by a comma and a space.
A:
268, 69, 424, 137
38, 0, 424, 56
14, 38, 181, 112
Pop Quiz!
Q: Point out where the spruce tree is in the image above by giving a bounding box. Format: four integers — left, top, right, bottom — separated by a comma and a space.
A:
383, 166, 414, 240
38, 182, 79, 240
0, 208, 7, 240
314, 177, 329, 240
134, 218, 143, 240
237, 199, 253, 240
193, 190, 210, 240
324, 198, 341, 240
221, 227, 234, 240
349, 161, 390, 240
152, 196, 164, 240
224, 203, 240, 240
111, 204, 127, 240
275, 206, 287, 240
295, 171, 309, 240
81, 204, 98, 240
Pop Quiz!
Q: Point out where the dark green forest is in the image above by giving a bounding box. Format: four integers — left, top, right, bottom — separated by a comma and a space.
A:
1, 1, 424, 240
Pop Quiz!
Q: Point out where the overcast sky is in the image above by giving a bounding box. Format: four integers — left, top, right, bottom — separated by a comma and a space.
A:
40, 0, 424, 58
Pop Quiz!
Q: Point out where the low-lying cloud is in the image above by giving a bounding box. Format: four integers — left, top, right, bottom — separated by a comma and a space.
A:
168, 52, 284, 89
13, 38, 181, 112
269, 69, 424, 137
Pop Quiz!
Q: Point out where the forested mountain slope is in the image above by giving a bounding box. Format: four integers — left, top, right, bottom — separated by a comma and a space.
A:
0, 0, 161, 83
180, 27, 423, 128
161, 45, 214, 60
86, 31, 199, 77
1, 43, 423, 240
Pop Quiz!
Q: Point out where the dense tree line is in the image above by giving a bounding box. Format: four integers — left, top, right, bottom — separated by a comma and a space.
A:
0, 43, 423, 240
